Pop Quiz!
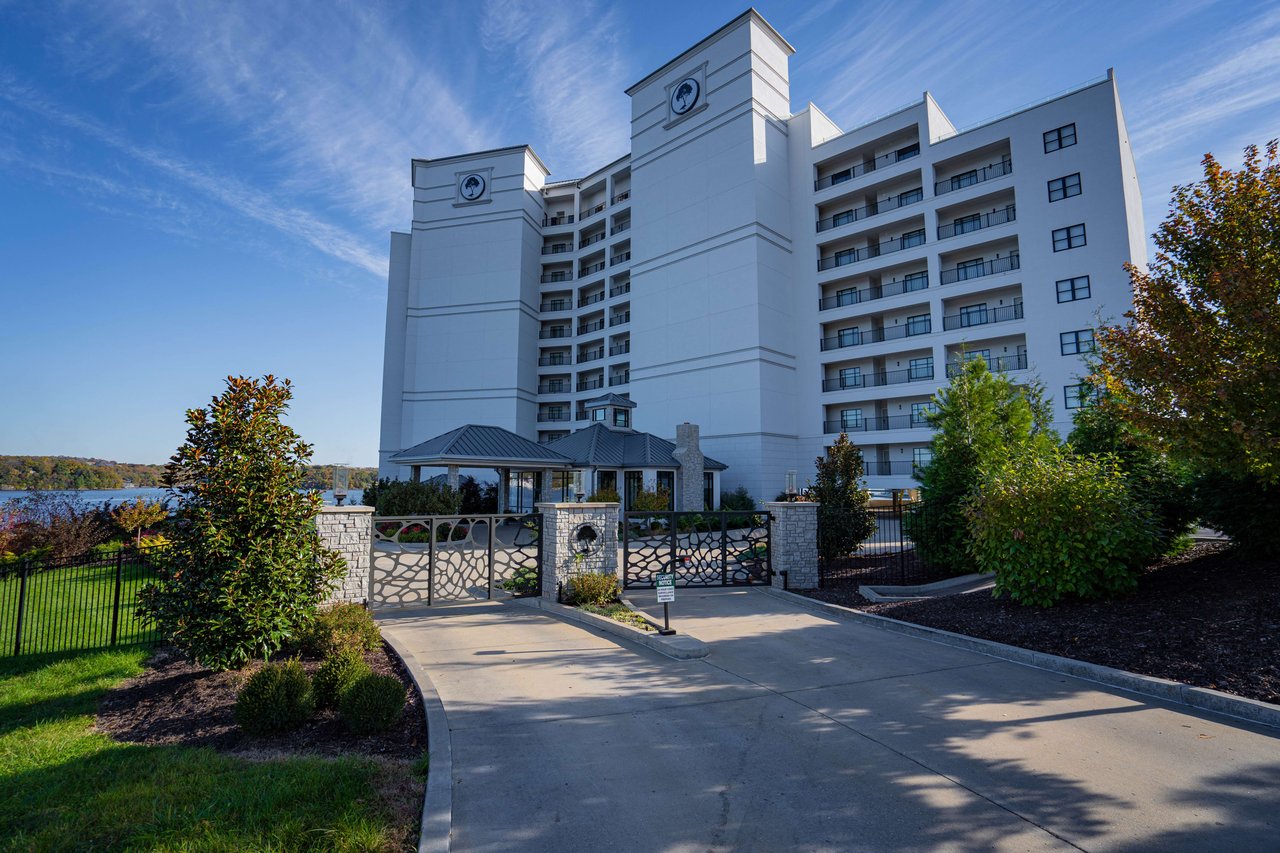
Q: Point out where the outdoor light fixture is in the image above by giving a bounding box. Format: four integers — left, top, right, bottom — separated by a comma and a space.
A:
572, 470, 585, 503
333, 465, 350, 506
785, 470, 797, 496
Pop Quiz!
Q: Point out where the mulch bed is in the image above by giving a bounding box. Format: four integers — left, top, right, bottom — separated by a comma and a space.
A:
96, 640, 427, 759
802, 542, 1280, 705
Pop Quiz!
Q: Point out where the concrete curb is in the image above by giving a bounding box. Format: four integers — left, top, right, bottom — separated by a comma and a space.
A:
508, 596, 709, 659
380, 627, 453, 853
761, 587, 1280, 732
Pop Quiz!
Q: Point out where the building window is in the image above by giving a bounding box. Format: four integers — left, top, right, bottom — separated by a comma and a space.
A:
960, 303, 988, 327
955, 257, 985, 280
896, 142, 920, 161
1048, 173, 1082, 202
1044, 123, 1077, 153
965, 348, 992, 363
1065, 383, 1099, 409
624, 471, 643, 508
904, 271, 928, 291
838, 327, 860, 347
703, 472, 714, 511
912, 448, 933, 469
906, 313, 930, 335
899, 187, 924, 206
901, 227, 926, 248
908, 357, 933, 381
1056, 275, 1091, 302
1060, 329, 1095, 355
952, 213, 982, 235
1052, 223, 1086, 251
836, 286, 857, 307
656, 471, 675, 505
613, 409, 630, 428
832, 209, 855, 228
834, 247, 856, 265
830, 167, 852, 186
839, 367, 862, 388
591, 408, 606, 422
949, 169, 979, 191
910, 402, 937, 426
840, 408, 863, 431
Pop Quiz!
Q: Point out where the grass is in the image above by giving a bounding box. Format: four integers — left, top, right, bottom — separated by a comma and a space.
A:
578, 602, 655, 632
0, 649, 420, 851
0, 556, 158, 657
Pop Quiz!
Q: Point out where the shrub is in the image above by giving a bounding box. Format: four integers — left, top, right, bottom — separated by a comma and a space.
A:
0, 491, 112, 559
458, 476, 499, 514
1191, 471, 1280, 558
967, 449, 1159, 607
362, 478, 461, 516
631, 487, 671, 512
339, 673, 406, 734
137, 376, 346, 671
811, 434, 875, 561
302, 603, 382, 657
312, 646, 372, 709
719, 485, 756, 512
235, 660, 315, 735
113, 497, 169, 548
586, 487, 621, 503
565, 571, 619, 606
500, 566, 540, 595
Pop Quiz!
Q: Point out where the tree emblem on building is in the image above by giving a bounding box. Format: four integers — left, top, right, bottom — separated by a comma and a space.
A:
670, 77, 700, 116
459, 173, 486, 200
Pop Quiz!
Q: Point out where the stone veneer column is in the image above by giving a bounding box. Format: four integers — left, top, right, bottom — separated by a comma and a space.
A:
316, 505, 374, 605
536, 502, 620, 600
671, 422, 706, 511
764, 501, 819, 589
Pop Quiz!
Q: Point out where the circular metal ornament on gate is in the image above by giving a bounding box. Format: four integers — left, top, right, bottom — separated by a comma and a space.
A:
570, 523, 600, 560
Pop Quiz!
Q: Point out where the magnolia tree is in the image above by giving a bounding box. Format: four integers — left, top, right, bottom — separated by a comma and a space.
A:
138, 376, 344, 670
811, 434, 875, 562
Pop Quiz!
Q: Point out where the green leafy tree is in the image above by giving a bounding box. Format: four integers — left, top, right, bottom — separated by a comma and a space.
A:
361, 478, 461, 515
137, 376, 345, 671
113, 497, 169, 548
1098, 142, 1280, 553
811, 434, 875, 561
910, 356, 1057, 574
631, 486, 672, 512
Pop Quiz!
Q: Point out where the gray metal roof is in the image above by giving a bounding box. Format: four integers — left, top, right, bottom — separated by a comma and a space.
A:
582, 392, 636, 409
545, 423, 728, 470
389, 425, 573, 468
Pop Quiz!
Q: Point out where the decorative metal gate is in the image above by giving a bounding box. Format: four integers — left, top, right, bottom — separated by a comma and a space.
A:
370, 513, 542, 606
622, 510, 771, 589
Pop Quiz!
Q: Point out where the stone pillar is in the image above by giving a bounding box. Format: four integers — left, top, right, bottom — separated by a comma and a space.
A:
535, 502, 620, 600
447, 465, 460, 490
671, 422, 705, 511
765, 501, 819, 589
316, 505, 375, 605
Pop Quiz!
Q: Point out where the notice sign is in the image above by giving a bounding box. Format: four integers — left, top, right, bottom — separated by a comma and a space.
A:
656, 573, 676, 603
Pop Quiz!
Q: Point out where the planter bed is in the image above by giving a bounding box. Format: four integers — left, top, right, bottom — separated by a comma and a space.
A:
800, 542, 1280, 705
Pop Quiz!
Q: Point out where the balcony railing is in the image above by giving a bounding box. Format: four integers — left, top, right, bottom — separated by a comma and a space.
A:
939, 253, 1020, 285
610, 222, 631, 236
580, 261, 606, 277
816, 189, 925, 232
580, 201, 606, 220
538, 328, 571, 339
611, 190, 630, 204
934, 158, 1013, 196
541, 272, 572, 283
539, 299, 571, 312
945, 352, 1028, 377
577, 319, 605, 335
818, 231, 926, 272
609, 371, 630, 386
537, 382, 568, 394
578, 348, 604, 364
821, 365, 935, 391
820, 318, 932, 351
863, 460, 920, 477
577, 378, 605, 392
575, 410, 589, 421
543, 214, 575, 227
818, 274, 928, 311
941, 301, 1024, 331
579, 232, 606, 249
823, 414, 934, 434
814, 144, 920, 191
609, 311, 630, 326
538, 355, 570, 367
541, 244, 572, 255
936, 205, 1016, 240
578, 291, 605, 308
537, 412, 570, 423
609, 282, 631, 297
610, 251, 631, 266
608, 342, 630, 356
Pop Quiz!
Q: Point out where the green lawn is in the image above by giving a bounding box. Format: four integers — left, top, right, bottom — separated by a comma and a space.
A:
0, 556, 158, 657
0, 650, 422, 851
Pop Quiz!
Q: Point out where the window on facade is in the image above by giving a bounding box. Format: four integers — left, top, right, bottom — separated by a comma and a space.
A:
896, 142, 920, 161
838, 366, 862, 388
950, 169, 979, 191
832, 210, 855, 228
960, 303, 988, 327
1056, 275, 1091, 302
906, 314, 930, 335
830, 167, 852, 186
1043, 123, 1078, 153
912, 448, 934, 469
838, 327, 860, 347
1060, 329, 1095, 355
1052, 223, 1086, 251
953, 213, 982, 235
1065, 382, 1098, 409
910, 402, 937, 426
965, 348, 992, 363
904, 270, 928, 291
840, 408, 863, 431
656, 471, 675, 504
956, 258, 985, 280
899, 187, 924, 206
613, 409, 630, 428
908, 357, 933, 381
548, 406, 563, 419
703, 472, 714, 512
834, 247, 856, 265
836, 286, 857, 307
902, 228, 926, 248
1048, 173, 1082, 202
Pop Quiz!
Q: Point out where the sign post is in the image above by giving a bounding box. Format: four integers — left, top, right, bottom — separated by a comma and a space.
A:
655, 572, 676, 635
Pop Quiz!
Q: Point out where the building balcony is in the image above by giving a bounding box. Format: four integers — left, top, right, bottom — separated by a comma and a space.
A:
610, 221, 631, 236
609, 311, 630, 327
937, 205, 1016, 240
609, 281, 631, 297
580, 201, 606, 220
821, 365, 935, 391
577, 378, 605, 392
823, 413, 934, 434
864, 460, 920, 477
941, 302, 1024, 331
539, 299, 571, 312
577, 319, 605, 335
539, 327, 571, 339
814, 144, 920, 191
609, 251, 631, 266
578, 291, 606, 308
579, 232, 606, 249
541, 271, 572, 284
934, 159, 1013, 196
578, 348, 605, 364
609, 371, 630, 386
609, 342, 630, 356
939, 253, 1020, 285
580, 261, 606, 277
541, 244, 572, 255
537, 412, 571, 423
611, 190, 631, 204
538, 355, 571, 367
537, 381, 569, 394
816, 189, 925, 232
945, 352, 1028, 377
821, 318, 932, 352
818, 231, 926, 272
543, 213, 575, 227
819, 273, 928, 311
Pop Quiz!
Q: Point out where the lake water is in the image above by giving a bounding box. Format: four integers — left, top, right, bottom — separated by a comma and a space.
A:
0, 488, 364, 507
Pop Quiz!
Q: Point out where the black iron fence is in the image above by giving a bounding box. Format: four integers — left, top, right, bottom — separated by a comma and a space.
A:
622, 511, 771, 589
817, 503, 948, 587
1, 547, 161, 657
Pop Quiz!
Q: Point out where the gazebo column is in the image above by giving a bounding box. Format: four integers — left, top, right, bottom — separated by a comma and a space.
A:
446, 465, 459, 490
498, 468, 509, 513
539, 470, 555, 503
411, 465, 421, 482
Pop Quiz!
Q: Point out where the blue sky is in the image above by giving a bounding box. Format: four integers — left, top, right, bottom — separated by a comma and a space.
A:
1, 0, 1276, 466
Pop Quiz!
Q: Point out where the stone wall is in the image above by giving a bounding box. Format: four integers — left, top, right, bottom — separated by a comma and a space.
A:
536, 502, 620, 600
316, 505, 374, 605
765, 501, 819, 589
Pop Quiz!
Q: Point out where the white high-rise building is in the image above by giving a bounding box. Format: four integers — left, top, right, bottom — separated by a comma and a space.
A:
379, 9, 1145, 502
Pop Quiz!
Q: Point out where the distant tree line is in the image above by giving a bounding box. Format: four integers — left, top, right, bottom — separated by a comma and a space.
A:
0, 456, 376, 492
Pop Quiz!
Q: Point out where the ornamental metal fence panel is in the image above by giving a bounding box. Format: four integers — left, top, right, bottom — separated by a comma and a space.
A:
621, 510, 771, 589
817, 503, 948, 587
0, 547, 161, 658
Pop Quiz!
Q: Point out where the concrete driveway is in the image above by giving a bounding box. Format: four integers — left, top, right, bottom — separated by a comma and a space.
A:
379, 588, 1280, 852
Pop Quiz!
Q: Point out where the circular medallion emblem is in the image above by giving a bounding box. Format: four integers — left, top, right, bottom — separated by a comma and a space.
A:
459, 173, 486, 201
670, 77, 700, 116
